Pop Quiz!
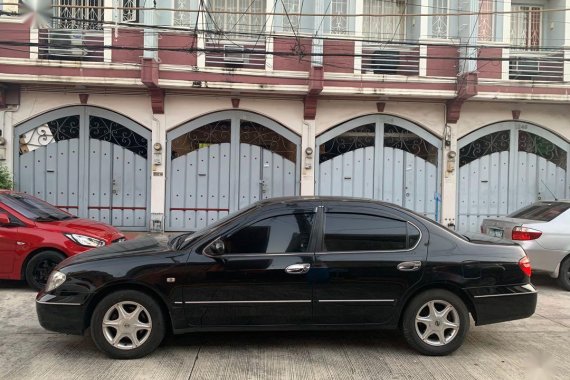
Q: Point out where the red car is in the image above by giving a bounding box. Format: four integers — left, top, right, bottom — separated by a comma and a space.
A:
0, 191, 125, 290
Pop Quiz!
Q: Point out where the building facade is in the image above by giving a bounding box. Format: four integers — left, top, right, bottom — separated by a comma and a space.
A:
1, 1, 570, 232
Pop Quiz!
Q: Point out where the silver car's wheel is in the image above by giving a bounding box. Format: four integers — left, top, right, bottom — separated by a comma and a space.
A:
557, 256, 570, 291
102, 301, 153, 350
402, 289, 469, 356
91, 290, 165, 359
414, 300, 460, 346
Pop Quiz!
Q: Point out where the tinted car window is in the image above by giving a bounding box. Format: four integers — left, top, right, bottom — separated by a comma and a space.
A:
508, 202, 570, 222
0, 193, 72, 221
324, 213, 410, 252
223, 213, 314, 254
0, 207, 21, 225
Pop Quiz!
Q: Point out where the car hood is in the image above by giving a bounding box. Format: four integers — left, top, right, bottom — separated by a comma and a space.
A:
58, 236, 170, 267
36, 217, 124, 242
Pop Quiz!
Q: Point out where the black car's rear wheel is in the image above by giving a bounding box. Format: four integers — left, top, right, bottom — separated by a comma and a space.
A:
91, 290, 166, 359
557, 256, 570, 291
25, 251, 65, 291
402, 290, 469, 356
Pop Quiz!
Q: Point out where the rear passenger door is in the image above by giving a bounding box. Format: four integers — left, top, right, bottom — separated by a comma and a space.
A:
313, 204, 428, 325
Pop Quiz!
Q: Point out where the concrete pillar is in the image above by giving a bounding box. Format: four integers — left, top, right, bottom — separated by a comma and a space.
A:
440, 123, 458, 229
300, 120, 316, 196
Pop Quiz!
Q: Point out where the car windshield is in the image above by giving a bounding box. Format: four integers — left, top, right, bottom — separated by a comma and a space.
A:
0, 193, 75, 221
508, 202, 570, 222
168, 203, 260, 250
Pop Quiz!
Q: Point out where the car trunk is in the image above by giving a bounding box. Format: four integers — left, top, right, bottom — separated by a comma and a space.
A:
480, 217, 538, 241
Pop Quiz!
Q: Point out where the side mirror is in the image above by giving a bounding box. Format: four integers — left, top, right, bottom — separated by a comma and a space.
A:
209, 239, 226, 255
0, 213, 11, 226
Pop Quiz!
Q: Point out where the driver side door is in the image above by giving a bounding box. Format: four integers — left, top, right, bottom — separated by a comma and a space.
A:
0, 208, 20, 275
182, 204, 318, 327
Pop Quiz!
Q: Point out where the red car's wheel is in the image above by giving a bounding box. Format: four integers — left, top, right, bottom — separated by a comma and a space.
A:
25, 251, 65, 291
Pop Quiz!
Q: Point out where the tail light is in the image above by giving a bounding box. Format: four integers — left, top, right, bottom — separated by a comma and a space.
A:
519, 256, 532, 277
512, 226, 542, 241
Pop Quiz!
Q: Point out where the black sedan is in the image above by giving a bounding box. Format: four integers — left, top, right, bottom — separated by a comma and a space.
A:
36, 197, 537, 359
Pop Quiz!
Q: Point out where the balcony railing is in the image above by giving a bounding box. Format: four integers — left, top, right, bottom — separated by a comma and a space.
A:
361, 43, 420, 76
509, 50, 564, 82
38, 29, 104, 61
204, 36, 267, 69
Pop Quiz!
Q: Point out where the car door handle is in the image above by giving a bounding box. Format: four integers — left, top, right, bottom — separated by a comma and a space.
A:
397, 261, 422, 271
285, 263, 311, 274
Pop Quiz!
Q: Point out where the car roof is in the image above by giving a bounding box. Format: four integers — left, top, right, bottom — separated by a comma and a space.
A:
255, 196, 405, 209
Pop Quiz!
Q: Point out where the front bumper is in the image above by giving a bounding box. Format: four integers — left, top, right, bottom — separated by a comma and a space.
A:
468, 284, 537, 326
36, 293, 88, 335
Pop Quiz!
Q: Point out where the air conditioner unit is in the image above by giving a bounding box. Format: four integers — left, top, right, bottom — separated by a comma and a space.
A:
510, 58, 539, 80
371, 50, 400, 75
47, 30, 87, 59
223, 44, 246, 65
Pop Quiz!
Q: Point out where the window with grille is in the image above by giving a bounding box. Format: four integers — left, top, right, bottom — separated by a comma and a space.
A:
208, 0, 267, 36
173, 0, 192, 27
281, 0, 301, 33
330, 0, 349, 35
478, 0, 494, 41
121, 0, 139, 23
54, 0, 104, 30
363, 0, 406, 41
431, 0, 448, 39
511, 5, 542, 50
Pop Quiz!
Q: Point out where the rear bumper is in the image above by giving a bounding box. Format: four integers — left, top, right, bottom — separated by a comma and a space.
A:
36, 293, 87, 335
467, 284, 537, 326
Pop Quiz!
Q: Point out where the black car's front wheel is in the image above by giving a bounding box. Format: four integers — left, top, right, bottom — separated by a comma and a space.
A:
402, 290, 470, 356
91, 290, 166, 359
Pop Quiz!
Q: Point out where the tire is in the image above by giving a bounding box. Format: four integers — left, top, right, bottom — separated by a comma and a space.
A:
402, 289, 470, 356
90, 290, 166, 359
557, 256, 570, 291
25, 251, 66, 291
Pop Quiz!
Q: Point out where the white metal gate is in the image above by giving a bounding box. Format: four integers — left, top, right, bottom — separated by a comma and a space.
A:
166, 111, 301, 231
458, 121, 570, 233
316, 115, 442, 219
14, 106, 151, 230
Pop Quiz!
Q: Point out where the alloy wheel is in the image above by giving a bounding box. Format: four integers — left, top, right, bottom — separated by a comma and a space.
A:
415, 300, 460, 347
102, 301, 153, 350
32, 258, 58, 286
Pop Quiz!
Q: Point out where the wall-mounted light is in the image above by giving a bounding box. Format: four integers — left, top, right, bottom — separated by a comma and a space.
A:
447, 151, 457, 173
304, 147, 313, 170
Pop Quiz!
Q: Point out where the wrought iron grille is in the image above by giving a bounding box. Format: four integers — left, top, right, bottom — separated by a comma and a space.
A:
208, 0, 266, 36
171, 120, 232, 159
54, 0, 104, 30
240, 121, 297, 162
173, 0, 192, 27
431, 0, 448, 39
319, 124, 375, 164
519, 131, 567, 170
384, 124, 438, 166
363, 0, 406, 40
330, 0, 348, 35
19, 115, 80, 155
281, 0, 301, 32
459, 130, 510, 167
89, 116, 148, 158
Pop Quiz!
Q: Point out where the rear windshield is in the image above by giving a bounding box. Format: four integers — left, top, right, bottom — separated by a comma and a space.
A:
508, 202, 570, 222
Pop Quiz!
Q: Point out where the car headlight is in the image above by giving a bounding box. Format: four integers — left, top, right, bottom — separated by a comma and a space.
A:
45, 271, 66, 292
65, 233, 106, 248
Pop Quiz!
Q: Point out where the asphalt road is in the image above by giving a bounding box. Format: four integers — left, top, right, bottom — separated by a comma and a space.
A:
0, 275, 568, 380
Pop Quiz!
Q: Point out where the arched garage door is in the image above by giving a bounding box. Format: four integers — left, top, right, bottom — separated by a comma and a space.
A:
166, 111, 301, 231
458, 121, 570, 233
316, 115, 442, 219
14, 106, 151, 230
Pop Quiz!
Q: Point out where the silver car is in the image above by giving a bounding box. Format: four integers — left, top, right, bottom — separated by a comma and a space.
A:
481, 201, 570, 291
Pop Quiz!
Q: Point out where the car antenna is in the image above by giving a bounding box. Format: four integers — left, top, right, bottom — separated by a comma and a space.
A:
540, 179, 559, 201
